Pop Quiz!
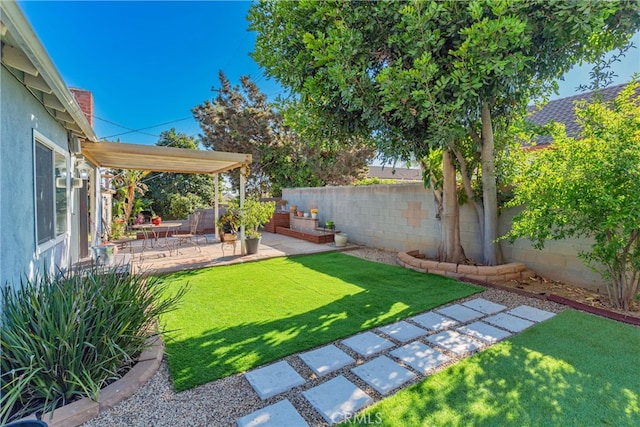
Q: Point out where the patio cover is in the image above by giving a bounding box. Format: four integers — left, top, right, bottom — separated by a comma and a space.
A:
81, 141, 251, 174
81, 140, 252, 254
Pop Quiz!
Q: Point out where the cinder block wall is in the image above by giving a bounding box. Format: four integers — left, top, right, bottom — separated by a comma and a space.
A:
283, 183, 600, 290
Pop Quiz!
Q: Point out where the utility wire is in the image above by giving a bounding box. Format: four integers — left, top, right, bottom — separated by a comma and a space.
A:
97, 116, 193, 139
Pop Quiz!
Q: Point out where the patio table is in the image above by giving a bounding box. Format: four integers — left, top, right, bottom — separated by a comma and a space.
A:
133, 222, 182, 256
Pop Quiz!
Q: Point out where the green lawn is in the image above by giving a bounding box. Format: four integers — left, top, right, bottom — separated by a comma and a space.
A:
161, 252, 481, 391
346, 310, 640, 426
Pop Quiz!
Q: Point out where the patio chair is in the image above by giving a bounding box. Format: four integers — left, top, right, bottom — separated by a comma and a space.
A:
173, 211, 202, 254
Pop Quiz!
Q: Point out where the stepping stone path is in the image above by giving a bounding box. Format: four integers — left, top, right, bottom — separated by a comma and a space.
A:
457, 321, 513, 344
377, 320, 428, 342
411, 311, 459, 331
341, 331, 394, 357
302, 376, 373, 424
236, 399, 309, 427
435, 304, 485, 323
238, 299, 556, 426
426, 330, 483, 355
391, 341, 450, 374
484, 313, 535, 333
351, 355, 417, 395
244, 360, 305, 400
299, 344, 355, 377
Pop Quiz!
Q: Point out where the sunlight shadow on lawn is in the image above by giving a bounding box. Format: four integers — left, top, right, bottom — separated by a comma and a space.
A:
160, 253, 482, 391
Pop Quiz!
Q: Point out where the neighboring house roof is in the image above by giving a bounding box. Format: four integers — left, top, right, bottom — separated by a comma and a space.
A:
526, 82, 639, 148
368, 165, 422, 181
0, 1, 97, 142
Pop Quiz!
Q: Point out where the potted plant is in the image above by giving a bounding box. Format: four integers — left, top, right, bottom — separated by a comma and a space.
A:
325, 220, 335, 230
310, 208, 318, 219
218, 210, 240, 242
229, 196, 275, 254
277, 199, 288, 212
334, 232, 348, 247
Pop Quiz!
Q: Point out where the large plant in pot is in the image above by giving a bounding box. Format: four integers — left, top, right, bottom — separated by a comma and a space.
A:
229, 197, 275, 254
218, 209, 240, 242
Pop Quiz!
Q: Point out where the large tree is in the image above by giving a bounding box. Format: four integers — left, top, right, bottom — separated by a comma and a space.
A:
192, 71, 374, 196
250, 0, 639, 264
144, 129, 217, 219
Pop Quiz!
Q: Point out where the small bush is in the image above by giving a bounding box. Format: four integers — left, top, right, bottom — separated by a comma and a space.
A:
353, 177, 399, 186
0, 267, 188, 423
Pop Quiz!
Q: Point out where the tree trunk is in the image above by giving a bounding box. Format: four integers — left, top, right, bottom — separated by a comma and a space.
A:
450, 143, 485, 248
439, 149, 466, 263
481, 102, 503, 266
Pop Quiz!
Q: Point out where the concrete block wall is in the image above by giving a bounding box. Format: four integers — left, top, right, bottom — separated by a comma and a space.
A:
284, 183, 601, 290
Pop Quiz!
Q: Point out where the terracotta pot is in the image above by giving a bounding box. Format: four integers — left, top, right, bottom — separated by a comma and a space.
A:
151, 216, 162, 225
297, 211, 304, 217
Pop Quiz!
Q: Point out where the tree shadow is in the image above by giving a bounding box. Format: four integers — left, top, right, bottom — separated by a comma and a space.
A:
354, 310, 640, 426
161, 253, 482, 391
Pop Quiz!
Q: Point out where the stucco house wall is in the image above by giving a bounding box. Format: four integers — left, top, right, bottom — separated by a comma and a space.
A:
283, 183, 600, 290
1, 66, 72, 286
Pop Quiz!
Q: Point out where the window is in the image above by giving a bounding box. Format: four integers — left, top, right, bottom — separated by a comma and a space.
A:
34, 131, 67, 246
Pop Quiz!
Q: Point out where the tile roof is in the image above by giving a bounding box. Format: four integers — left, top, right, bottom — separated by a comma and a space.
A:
526, 82, 639, 147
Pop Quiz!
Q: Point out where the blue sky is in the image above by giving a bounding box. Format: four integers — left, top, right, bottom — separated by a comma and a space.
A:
18, 1, 640, 147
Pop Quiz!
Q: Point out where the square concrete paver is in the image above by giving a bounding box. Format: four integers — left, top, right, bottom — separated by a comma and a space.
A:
462, 298, 507, 314
508, 305, 556, 322
410, 312, 459, 331
377, 321, 428, 343
299, 345, 355, 377
457, 321, 513, 344
237, 399, 309, 427
426, 330, 483, 355
302, 375, 373, 425
390, 341, 450, 375
341, 332, 394, 357
245, 361, 306, 400
484, 313, 535, 333
351, 355, 417, 395
435, 304, 485, 323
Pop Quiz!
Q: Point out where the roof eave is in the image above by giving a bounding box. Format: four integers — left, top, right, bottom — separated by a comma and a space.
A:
1, 2, 97, 142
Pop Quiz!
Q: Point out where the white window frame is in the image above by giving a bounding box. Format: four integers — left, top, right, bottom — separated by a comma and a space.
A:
33, 130, 69, 254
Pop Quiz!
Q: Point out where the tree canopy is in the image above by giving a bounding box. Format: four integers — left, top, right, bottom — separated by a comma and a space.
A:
144, 129, 216, 219
250, 0, 640, 264
192, 71, 374, 196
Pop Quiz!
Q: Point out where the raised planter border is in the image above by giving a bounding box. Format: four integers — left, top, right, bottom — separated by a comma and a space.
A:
397, 250, 535, 283
398, 250, 640, 327
16, 336, 164, 427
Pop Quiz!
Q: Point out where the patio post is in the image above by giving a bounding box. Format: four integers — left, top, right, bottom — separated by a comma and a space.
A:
214, 173, 219, 242
240, 164, 246, 255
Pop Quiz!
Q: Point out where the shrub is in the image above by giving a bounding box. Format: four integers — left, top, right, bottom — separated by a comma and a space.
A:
167, 192, 207, 220
504, 82, 640, 311
353, 177, 399, 186
0, 267, 188, 423
228, 196, 275, 239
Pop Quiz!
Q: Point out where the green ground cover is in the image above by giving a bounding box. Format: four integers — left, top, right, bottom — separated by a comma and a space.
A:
161, 252, 481, 391
346, 310, 640, 426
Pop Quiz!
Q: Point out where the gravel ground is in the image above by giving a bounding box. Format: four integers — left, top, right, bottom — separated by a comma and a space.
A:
84, 247, 566, 427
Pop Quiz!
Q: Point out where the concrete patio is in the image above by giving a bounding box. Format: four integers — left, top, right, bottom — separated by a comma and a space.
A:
115, 231, 356, 275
